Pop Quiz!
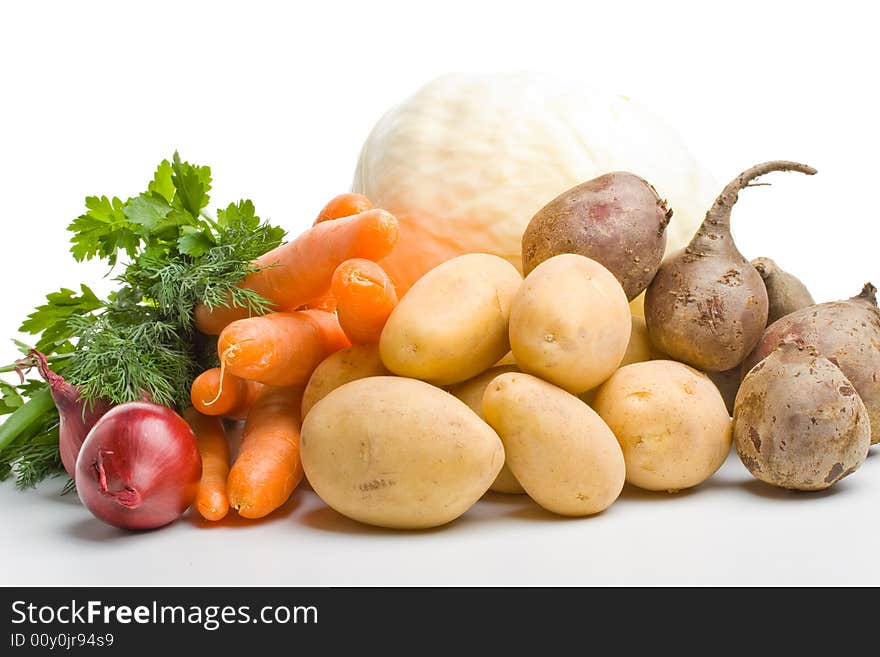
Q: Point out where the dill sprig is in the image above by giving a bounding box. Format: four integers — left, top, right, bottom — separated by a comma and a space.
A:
64, 310, 195, 408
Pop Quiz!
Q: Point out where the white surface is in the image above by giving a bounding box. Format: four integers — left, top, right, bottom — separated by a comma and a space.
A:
3, 451, 880, 586
1, 0, 879, 586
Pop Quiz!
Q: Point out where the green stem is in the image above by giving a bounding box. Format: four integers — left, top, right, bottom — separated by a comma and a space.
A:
0, 388, 55, 453
0, 352, 74, 374
199, 210, 220, 231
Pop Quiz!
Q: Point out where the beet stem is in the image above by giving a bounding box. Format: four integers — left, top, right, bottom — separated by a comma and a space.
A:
695, 161, 817, 242
857, 283, 878, 306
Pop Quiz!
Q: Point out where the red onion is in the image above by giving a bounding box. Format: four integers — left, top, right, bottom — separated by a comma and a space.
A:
26, 350, 112, 476
75, 401, 201, 530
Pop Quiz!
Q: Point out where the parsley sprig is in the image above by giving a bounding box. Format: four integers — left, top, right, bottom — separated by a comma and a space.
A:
0, 153, 285, 487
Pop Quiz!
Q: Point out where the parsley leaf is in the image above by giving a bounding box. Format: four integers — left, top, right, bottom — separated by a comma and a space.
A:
148, 159, 175, 203
171, 151, 211, 218
19, 285, 103, 353
68, 195, 140, 264
177, 225, 216, 258
123, 192, 173, 233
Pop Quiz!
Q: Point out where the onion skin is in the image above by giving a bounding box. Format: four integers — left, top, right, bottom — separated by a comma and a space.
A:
27, 350, 112, 476
75, 402, 201, 530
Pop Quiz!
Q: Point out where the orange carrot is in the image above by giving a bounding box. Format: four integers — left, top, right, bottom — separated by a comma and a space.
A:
227, 386, 304, 518
331, 259, 399, 343
190, 368, 263, 420
300, 291, 337, 313
184, 408, 231, 522
300, 308, 351, 354
195, 209, 399, 335
217, 312, 326, 387
314, 193, 373, 224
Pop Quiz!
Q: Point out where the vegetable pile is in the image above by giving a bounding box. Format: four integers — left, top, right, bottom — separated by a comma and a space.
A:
2, 77, 877, 532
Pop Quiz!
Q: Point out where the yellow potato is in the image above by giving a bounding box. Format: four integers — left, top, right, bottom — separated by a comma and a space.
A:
482, 372, 625, 516
447, 365, 525, 494
509, 254, 631, 393
301, 344, 389, 418
592, 360, 731, 492
301, 376, 504, 529
629, 292, 646, 319
621, 315, 666, 368
380, 254, 523, 385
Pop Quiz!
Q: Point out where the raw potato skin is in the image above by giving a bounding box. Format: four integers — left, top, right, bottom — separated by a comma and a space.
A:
447, 365, 525, 494
621, 316, 666, 368
742, 284, 880, 444
300, 376, 504, 529
751, 257, 814, 325
301, 344, 389, 418
593, 360, 732, 492
510, 254, 631, 393
645, 161, 816, 372
522, 172, 672, 300
379, 254, 522, 385
629, 292, 646, 319
482, 373, 625, 516
734, 342, 869, 490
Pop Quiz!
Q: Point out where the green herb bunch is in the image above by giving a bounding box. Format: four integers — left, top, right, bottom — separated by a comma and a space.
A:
0, 154, 285, 488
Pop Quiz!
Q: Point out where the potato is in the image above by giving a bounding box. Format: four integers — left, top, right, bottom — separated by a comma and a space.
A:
379, 254, 522, 385
575, 317, 661, 407
509, 254, 631, 393
734, 342, 869, 491
301, 376, 504, 529
593, 360, 731, 492
302, 344, 389, 418
621, 315, 665, 368
482, 373, 625, 516
629, 292, 646, 319
447, 366, 525, 494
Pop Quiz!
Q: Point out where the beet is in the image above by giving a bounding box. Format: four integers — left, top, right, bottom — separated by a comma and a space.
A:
752, 257, 814, 324
743, 283, 880, 444
644, 161, 816, 372
734, 341, 869, 490
521, 172, 671, 300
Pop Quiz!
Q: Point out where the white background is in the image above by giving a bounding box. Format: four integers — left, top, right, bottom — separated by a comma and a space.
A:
1, 0, 878, 585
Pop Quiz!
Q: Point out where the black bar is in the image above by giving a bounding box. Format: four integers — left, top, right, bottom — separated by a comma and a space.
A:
0, 586, 870, 652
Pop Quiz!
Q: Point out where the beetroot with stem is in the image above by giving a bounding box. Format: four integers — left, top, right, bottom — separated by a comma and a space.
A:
645, 161, 816, 372
21, 350, 113, 477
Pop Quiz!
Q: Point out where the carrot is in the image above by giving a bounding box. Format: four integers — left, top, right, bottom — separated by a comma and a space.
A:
195, 209, 399, 335
227, 386, 304, 518
314, 193, 373, 224
331, 259, 399, 344
217, 312, 326, 387
300, 291, 337, 313
183, 408, 231, 522
300, 308, 351, 354
190, 368, 263, 419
